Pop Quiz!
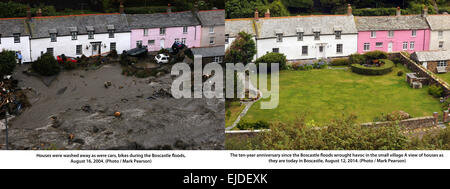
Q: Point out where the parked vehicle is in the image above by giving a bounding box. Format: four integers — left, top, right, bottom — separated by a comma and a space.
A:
155, 54, 170, 64
126, 46, 148, 57
57, 55, 77, 64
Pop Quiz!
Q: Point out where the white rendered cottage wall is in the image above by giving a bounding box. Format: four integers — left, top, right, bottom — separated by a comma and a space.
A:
30, 32, 131, 61
429, 30, 450, 51
256, 34, 358, 60
0, 36, 32, 62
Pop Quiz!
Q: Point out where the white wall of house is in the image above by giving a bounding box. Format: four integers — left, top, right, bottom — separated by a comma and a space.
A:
0, 36, 32, 63
429, 30, 450, 51
30, 32, 131, 61
256, 34, 358, 60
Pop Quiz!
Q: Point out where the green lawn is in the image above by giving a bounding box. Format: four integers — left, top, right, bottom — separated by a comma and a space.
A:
242, 65, 442, 124
225, 101, 246, 128
435, 73, 450, 86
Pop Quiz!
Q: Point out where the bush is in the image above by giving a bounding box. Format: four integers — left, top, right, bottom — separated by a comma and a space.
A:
62, 60, 77, 70
350, 59, 394, 75
330, 58, 350, 66
158, 48, 169, 54
119, 53, 131, 66
237, 121, 270, 130
0, 50, 17, 77
349, 53, 366, 65
135, 70, 152, 78
32, 53, 60, 76
108, 50, 118, 58
255, 52, 287, 72
428, 85, 444, 98
364, 50, 388, 61
397, 71, 404, 76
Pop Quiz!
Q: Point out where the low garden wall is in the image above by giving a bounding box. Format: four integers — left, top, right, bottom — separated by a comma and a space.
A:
225, 129, 268, 137
361, 116, 436, 130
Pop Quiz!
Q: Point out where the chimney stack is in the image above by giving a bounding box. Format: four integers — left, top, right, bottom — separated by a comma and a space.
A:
422, 6, 428, 17
119, 1, 124, 14
347, 4, 352, 16
254, 8, 259, 20
26, 7, 31, 20
167, 3, 172, 13
37, 8, 42, 17
396, 6, 401, 16
265, 9, 270, 18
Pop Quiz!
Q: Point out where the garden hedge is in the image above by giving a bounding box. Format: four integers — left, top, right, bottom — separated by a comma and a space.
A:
350, 59, 394, 75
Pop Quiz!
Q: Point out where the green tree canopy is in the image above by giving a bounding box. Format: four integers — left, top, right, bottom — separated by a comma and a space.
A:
0, 51, 17, 77
225, 31, 257, 64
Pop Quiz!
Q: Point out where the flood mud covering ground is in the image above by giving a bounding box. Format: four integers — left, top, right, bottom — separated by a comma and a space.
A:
0, 64, 224, 150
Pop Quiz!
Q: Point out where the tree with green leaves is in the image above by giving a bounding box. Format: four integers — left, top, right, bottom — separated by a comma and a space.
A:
32, 53, 60, 76
225, 31, 257, 64
0, 51, 17, 77
282, 0, 314, 14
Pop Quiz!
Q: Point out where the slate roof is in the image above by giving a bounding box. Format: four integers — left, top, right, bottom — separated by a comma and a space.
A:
127, 11, 200, 29
225, 19, 256, 37
191, 45, 225, 57
412, 50, 450, 62
255, 15, 358, 38
0, 18, 30, 37
426, 15, 450, 30
197, 10, 225, 26
355, 15, 429, 31
28, 14, 130, 38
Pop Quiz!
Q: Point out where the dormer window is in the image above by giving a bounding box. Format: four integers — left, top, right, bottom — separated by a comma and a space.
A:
13, 33, 20, 43
412, 30, 417, 37
335, 31, 341, 39
225, 34, 229, 44
86, 26, 94, 39
71, 32, 78, 40
107, 25, 115, 38
50, 33, 57, 42
160, 28, 166, 35
297, 32, 303, 41
314, 32, 320, 40
276, 34, 283, 42
371, 31, 376, 38
388, 31, 394, 38
0, 34, 2, 44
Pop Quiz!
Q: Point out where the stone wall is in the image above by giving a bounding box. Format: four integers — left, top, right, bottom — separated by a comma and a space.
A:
225, 129, 267, 137
361, 116, 436, 130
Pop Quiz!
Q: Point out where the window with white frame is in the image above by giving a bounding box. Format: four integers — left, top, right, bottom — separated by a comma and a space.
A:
272, 48, 279, 53
364, 43, 370, 51
302, 46, 308, 55
403, 42, 408, 50
297, 32, 303, 41
136, 40, 142, 48
13, 33, 20, 43
214, 56, 223, 63
225, 34, 229, 44
410, 41, 415, 50
108, 29, 115, 38
144, 29, 149, 36
439, 41, 444, 49
276, 34, 283, 42
181, 38, 186, 44
71, 32, 77, 40
438, 60, 447, 67
47, 48, 54, 56
160, 28, 166, 35
183, 26, 188, 34
50, 33, 57, 42
335, 31, 341, 39
388, 31, 394, 38
370, 31, 376, 38
88, 31, 94, 39
148, 40, 155, 46
376, 42, 383, 47
209, 37, 215, 45
76, 45, 82, 55
336, 44, 343, 54
209, 26, 214, 33
412, 30, 416, 37
110, 42, 116, 51
438, 31, 443, 38
314, 32, 320, 40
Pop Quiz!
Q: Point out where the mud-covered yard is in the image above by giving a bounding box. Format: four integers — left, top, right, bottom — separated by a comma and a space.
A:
0, 63, 224, 150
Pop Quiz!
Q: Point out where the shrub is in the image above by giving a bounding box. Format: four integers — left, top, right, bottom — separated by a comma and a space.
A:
428, 85, 444, 98
349, 53, 366, 65
108, 50, 118, 58
397, 71, 404, 76
135, 70, 152, 78
237, 120, 270, 130
255, 52, 287, 72
0, 50, 17, 77
350, 59, 394, 75
32, 53, 60, 76
330, 58, 350, 66
158, 48, 169, 54
62, 60, 77, 70
364, 50, 388, 61
119, 53, 131, 66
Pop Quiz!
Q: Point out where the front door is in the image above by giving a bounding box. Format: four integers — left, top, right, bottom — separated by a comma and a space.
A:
160, 39, 165, 49
91, 42, 101, 56
317, 44, 326, 59
388, 42, 393, 52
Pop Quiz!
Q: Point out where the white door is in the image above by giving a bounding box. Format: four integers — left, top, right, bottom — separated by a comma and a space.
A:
388, 42, 393, 52
160, 39, 165, 49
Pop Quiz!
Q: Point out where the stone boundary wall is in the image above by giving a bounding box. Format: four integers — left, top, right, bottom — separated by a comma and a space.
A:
361, 116, 436, 130
225, 129, 268, 137
393, 52, 450, 96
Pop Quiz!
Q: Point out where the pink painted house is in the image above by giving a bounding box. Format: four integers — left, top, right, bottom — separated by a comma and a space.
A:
127, 10, 201, 52
355, 8, 430, 54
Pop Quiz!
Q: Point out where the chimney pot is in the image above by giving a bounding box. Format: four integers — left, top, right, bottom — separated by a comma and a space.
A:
37, 8, 42, 17
396, 6, 401, 16
265, 9, 270, 18
119, 2, 124, 14
254, 8, 259, 20
347, 4, 353, 16
423, 6, 428, 17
